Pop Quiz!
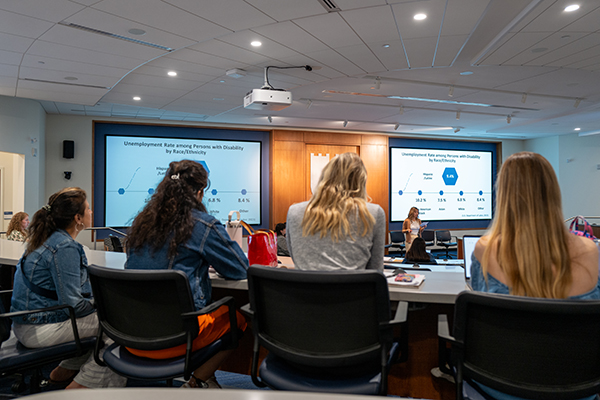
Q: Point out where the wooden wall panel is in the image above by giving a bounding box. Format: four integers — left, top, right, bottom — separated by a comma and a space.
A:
271, 140, 305, 228
361, 143, 389, 227
304, 132, 361, 145
273, 130, 304, 142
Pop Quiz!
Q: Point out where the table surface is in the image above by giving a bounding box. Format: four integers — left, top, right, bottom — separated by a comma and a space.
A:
25, 388, 423, 400
1, 239, 468, 304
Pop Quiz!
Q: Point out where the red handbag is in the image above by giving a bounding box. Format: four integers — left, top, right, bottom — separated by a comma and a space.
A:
241, 221, 278, 267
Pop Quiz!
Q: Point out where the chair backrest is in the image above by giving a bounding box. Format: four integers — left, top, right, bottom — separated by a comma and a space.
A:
247, 266, 392, 372
88, 265, 198, 351
389, 230, 405, 244
435, 230, 452, 242
421, 230, 435, 242
453, 291, 600, 400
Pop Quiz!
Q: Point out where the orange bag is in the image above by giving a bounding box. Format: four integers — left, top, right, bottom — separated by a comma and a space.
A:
241, 221, 278, 267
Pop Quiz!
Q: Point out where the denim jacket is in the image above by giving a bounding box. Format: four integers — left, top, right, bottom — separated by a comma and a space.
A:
10, 229, 95, 324
125, 209, 249, 310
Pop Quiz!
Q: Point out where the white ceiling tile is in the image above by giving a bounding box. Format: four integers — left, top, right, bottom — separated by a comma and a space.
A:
39, 25, 166, 60
0, 0, 86, 23
218, 30, 300, 59
341, 5, 399, 43
402, 37, 438, 68
62, 8, 196, 49
253, 21, 329, 54
119, 72, 203, 91
22, 55, 129, 78
530, 33, 600, 67
0, 32, 35, 53
189, 40, 272, 65
520, 1, 598, 33
440, 0, 490, 36
294, 13, 362, 48
0, 64, 18, 78
19, 66, 118, 87
479, 32, 547, 65
85, 103, 113, 112
16, 86, 104, 105
26, 41, 145, 70
86, 111, 112, 116
133, 65, 216, 83
107, 81, 191, 99
244, 0, 327, 21
391, 0, 447, 40
0, 10, 54, 39
434, 35, 470, 67
92, 0, 232, 41
38, 100, 60, 113
565, 53, 600, 70
151, 55, 225, 77
164, 0, 277, 31
305, 49, 365, 76
335, 44, 386, 74
0, 49, 22, 66
335, 0, 387, 10
366, 40, 409, 71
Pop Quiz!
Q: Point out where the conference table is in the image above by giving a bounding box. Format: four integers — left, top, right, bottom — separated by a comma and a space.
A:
0, 239, 468, 304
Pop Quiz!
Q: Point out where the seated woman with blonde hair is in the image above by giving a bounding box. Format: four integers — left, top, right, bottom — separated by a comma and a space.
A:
6, 212, 29, 242
472, 151, 598, 399
286, 152, 385, 271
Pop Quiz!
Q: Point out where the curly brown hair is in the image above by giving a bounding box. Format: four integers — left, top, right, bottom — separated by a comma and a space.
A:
7, 212, 28, 238
127, 160, 208, 258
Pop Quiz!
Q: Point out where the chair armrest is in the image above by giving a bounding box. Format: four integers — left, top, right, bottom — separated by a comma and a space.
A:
0, 303, 86, 355
240, 303, 253, 318
391, 301, 408, 326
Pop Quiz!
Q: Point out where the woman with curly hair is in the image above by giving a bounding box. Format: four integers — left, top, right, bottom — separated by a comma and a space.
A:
6, 211, 29, 242
126, 159, 248, 389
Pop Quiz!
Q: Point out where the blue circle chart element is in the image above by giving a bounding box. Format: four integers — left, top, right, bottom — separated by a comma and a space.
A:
439, 190, 444, 195
418, 190, 423, 196
479, 190, 483, 195
398, 190, 403, 196
148, 188, 154, 195
459, 191, 464, 196
241, 189, 247, 195
118, 188, 125, 195
211, 189, 218, 195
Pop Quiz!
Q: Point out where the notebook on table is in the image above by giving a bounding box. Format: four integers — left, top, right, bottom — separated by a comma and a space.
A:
462, 235, 481, 287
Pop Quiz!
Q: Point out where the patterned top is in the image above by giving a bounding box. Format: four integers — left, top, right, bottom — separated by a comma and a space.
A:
7, 230, 26, 242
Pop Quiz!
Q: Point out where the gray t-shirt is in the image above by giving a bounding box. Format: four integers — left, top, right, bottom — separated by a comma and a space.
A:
286, 201, 385, 271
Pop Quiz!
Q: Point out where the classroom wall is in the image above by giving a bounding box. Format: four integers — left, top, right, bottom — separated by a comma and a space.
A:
0, 96, 46, 217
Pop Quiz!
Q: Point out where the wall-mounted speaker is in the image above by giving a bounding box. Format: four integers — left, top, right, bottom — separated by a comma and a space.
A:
63, 140, 74, 159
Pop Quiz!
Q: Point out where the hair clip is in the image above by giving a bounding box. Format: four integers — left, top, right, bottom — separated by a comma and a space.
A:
42, 204, 51, 212
171, 174, 180, 180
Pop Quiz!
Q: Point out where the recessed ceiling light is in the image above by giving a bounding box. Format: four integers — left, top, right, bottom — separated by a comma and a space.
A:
128, 28, 146, 35
460, 71, 473, 76
64, 76, 78, 81
219, 80, 225, 83
564, 4, 580, 12
133, 96, 141, 101
167, 71, 177, 77
38, 61, 45, 64
212, 97, 224, 101
575, 127, 581, 131
382, 44, 390, 48
561, 35, 571, 39
251, 41, 262, 47
531, 47, 548, 53
414, 13, 427, 20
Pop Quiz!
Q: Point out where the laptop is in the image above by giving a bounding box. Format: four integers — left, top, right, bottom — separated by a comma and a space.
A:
462, 235, 481, 287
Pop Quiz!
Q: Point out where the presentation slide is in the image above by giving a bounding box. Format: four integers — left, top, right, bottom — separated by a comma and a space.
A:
390, 147, 492, 222
105, 135, 261, 227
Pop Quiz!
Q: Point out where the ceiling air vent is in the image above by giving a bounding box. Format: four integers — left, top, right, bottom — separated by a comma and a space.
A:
318, 0, 341, 12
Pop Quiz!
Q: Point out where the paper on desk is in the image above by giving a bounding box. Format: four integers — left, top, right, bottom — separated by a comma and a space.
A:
384, 256, 404, 263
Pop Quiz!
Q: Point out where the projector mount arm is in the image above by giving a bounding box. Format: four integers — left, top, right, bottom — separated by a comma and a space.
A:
262, 65, 313, 91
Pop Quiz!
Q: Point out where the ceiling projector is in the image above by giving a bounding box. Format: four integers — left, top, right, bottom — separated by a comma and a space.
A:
243, 88, 292, 111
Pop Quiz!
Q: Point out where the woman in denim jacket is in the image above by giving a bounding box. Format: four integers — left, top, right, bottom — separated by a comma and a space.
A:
10, 188, 126, 389
126, 160, 249, 389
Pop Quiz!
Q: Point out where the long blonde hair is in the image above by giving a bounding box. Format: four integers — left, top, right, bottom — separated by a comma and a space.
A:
483, 152, 571, 298
302, 153, 375, 241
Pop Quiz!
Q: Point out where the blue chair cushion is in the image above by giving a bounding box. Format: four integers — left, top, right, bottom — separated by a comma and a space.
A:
102, 336, 227, 380
259, 342, 399, 395
0, 332, 96, 372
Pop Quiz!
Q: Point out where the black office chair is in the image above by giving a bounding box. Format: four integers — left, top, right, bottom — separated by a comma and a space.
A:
88, 265, 240, 384
242, 265, 408, 395
0, 290, 96, 394
385, 230, 406, 256
435, 230, 457, 259
438, 291, 600, 400
421, 230, 435, 249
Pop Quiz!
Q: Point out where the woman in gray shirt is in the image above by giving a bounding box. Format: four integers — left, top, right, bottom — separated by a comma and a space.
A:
286, 152, 385, 271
